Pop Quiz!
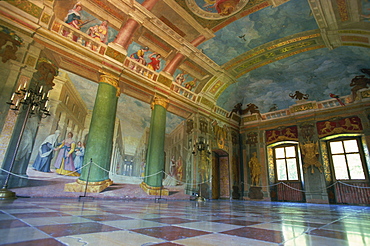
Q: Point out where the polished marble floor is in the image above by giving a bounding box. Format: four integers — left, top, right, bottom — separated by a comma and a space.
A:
0, 198, 369, 246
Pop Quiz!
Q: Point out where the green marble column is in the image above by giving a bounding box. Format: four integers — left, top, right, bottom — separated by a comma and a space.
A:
140, 95, 169, 195
65, 71, 119, 193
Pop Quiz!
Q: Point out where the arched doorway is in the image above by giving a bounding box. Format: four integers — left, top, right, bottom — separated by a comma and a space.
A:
211, 149, 229, 199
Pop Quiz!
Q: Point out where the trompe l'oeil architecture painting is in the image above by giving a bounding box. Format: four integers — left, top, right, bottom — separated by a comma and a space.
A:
0, 0, 370, 204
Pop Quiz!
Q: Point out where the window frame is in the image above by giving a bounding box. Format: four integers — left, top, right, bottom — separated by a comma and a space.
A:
326, 137, 369, 182
273, 143, 301, 182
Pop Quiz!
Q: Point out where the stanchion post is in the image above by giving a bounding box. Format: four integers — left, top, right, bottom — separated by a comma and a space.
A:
155, 169, 166, 202
79, 158, 94, 201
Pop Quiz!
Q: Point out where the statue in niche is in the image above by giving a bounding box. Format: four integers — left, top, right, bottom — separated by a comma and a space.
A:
199, 119, 208, 133
300, 141, 323, 174
231, 130, 238, 144
299, 123, 315, 142
199, 152, 210, 183
289, 91, 309, 100
213, 123, 227, 149
249, 152, 261, 186
350, 75, 370, 101
186, 119, 194, 134
246, 132, 258, 145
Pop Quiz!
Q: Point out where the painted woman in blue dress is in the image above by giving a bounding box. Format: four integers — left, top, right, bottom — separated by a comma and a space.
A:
74, 141, 85, 173
54, 132, 79, 176
32, 130, 60, 172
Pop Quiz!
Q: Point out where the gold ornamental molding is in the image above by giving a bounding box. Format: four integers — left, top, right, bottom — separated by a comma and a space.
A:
99, 70, 120, 96
151, 95, 169, 110
7, 0, 42, 18
223, 30, 323, 78
140, 181, 169, 196
64, 179, 113, 193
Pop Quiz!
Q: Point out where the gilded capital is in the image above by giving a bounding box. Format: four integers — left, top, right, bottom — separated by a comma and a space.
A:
99, 70, 120, 96
151, 96, 169, 110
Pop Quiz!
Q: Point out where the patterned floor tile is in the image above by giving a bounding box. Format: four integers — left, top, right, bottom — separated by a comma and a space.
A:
0, 238, 66, 246
0, 219, 30, 229
173, 233, 278, 246
57, 230, 165, 246
221, 226, 286, 243
144, 217, 198, 225
131, 225, 211, 241
36, 222, 122, 237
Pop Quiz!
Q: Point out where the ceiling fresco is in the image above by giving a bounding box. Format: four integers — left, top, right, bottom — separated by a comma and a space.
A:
69, 0, 370, 119
198, 0, 318, 65
193, 0, 370, 113
217, 46, 370, 112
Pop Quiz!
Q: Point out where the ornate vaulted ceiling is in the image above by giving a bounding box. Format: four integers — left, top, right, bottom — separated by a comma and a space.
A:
34, 0, 370, 115
148, 0, 370, 113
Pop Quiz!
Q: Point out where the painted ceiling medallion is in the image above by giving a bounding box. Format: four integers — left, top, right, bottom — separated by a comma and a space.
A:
186, 0, 249, 19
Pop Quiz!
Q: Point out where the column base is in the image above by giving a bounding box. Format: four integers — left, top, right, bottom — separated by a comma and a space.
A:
248, 186, 264, 199
64, 179, 113, 193
0, 188, 17, 199
140, 182, 169, 196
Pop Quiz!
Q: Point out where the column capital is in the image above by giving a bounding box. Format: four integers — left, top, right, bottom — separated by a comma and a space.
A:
98, 70, 120, 96
151, 95, 169, 110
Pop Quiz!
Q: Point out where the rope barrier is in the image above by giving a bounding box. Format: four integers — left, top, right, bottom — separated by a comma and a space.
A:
1, 162, 370, 193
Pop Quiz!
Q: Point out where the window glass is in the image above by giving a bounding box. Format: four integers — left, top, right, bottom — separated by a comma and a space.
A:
329, 138, 366, 180
286, 158, 298, 180
332, 155, 349, 179
347, 154, 365, 179
276, 159, 287, 180
343, 139, 359, 153
285, 146, 296, 158
275, 148, 285, 158
330, 141, 344, 154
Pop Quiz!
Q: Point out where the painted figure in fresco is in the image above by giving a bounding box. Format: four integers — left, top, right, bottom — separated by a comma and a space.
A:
32, 130, 60, 172
267, 130, 278, 142
289, 91, 309, 100
130, 46, 149, 65
170, 155, 176, 176
321, 121, 334, 134
227, 102, 242, 118
86, 20, 109, 50
184, 78, 197, 91
329, 93, 345, 106
130, 46, 149, 73
176, 156, 183, 182
350, 75, 370, 101
54, 132, 79, 176
73, 141, 85, 173
342, 118, 361, 131
249, 152, 261, 186
284, 128, 295, 138
63, 2, 83, 41
243, 103, 262, 118
140, 159, 146, 177
175, 73, 186, 86
203, 0, 241, 16
163, 156, 178, 186
147, 53, 161, 71
269, 104, 278, 112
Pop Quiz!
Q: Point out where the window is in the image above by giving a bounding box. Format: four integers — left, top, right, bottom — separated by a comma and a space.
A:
274, 145, 300, 181
328, 138, 366, 180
